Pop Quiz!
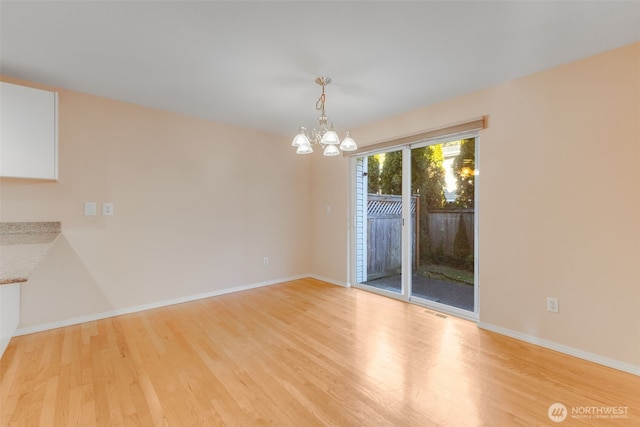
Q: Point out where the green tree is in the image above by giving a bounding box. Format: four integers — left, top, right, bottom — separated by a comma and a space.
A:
410, 145, 446, 264
453, 138, 475, 209
367, 154, 381, 194
380, 151, 402, 195
453, 214, 471, 266
412, 145, 445, 210
378, 147, 446, 206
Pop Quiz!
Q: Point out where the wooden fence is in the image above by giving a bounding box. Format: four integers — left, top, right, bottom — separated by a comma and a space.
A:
367, 195, 473, 280
366, 195, 416, 280
427, 209, 474, 256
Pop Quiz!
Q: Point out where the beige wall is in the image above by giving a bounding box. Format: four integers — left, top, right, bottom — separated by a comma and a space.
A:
309, 153, 350, 283
310, 42, 640, 369
0, 78, 312, 328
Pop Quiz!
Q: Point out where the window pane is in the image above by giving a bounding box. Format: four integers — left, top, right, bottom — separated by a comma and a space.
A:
410, 139, 475, 311
361, 150, 403, 294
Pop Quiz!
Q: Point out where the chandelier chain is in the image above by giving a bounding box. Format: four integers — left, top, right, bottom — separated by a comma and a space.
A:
316, 87, 326, 115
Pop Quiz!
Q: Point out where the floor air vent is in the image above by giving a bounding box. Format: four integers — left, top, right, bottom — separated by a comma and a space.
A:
424, 309, 448, 319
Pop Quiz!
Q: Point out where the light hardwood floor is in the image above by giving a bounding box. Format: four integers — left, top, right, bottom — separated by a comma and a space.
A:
1, 278, 638, 426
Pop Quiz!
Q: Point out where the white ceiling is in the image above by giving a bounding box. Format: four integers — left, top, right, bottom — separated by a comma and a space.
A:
1, 1, 639, 137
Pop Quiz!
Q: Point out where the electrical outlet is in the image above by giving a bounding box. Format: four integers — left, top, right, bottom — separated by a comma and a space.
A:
547, 297, 559, 313
263, 257, 269, 266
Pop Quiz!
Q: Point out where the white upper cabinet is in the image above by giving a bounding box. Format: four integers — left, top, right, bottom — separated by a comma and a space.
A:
0, 82, 58, 180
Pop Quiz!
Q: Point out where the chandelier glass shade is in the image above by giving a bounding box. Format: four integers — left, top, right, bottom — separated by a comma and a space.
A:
291, 77, 357, 156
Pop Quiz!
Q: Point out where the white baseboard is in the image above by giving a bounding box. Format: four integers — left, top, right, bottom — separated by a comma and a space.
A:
14, 274, 309, 337
478, 322, 640, 376
308, 274, 350, 288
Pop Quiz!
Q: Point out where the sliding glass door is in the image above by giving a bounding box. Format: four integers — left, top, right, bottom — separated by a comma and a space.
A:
353, 135, 478, 317
409, 139, 476, 313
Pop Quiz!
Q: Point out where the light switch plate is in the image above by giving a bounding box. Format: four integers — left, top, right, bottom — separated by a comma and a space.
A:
84, 201, 97, 216
102, 202, 114, 216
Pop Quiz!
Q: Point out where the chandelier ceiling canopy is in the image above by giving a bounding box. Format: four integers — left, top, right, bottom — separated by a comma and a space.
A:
291, 77, 357, 157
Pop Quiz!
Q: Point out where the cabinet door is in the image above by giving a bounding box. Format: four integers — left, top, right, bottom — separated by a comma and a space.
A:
0, 82, 58, 180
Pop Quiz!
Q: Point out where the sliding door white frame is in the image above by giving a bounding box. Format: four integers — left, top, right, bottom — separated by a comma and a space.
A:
350, 131, 480, 321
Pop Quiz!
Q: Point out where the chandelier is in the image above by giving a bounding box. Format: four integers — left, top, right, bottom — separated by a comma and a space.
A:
291, 76, 357, 156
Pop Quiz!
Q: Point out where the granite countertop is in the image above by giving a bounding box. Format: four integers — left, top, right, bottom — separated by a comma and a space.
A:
0, 222, 61, 285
